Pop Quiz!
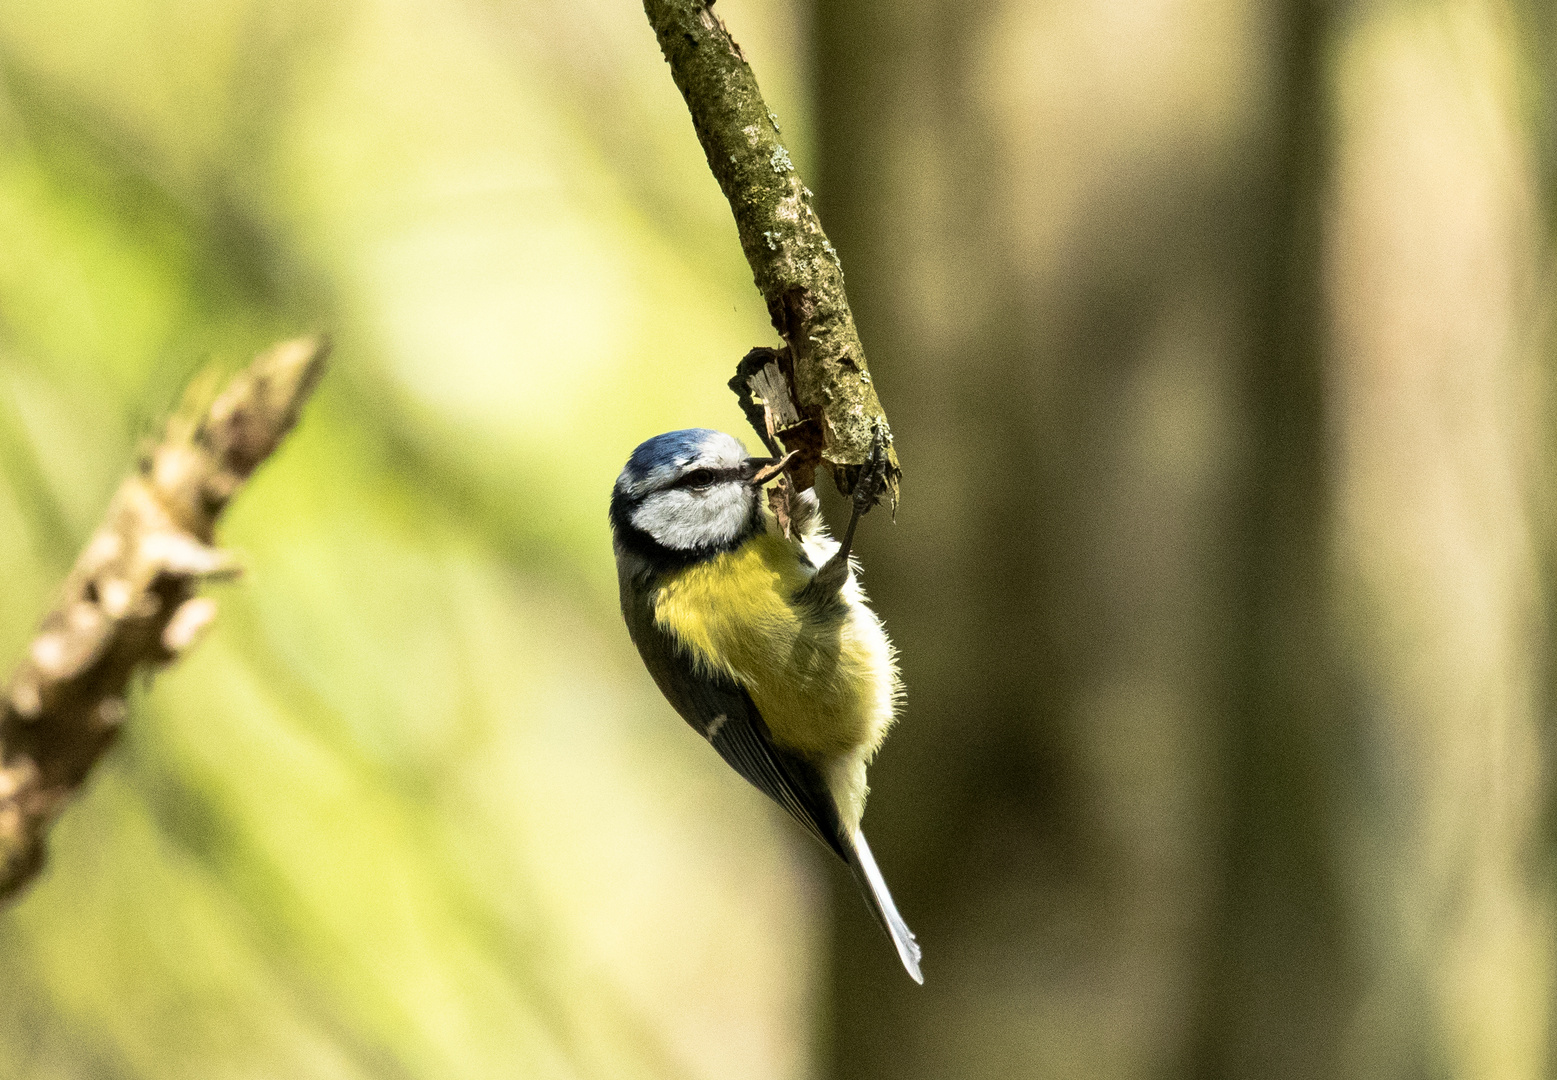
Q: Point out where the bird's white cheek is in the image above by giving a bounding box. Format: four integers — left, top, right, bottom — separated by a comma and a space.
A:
631, 486, 752, 550
631, 491, 699, 548
705, 485, 754, 540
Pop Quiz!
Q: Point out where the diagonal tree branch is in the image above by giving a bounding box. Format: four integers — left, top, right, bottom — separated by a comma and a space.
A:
643, 0, 899, 502
0, 336, 328, 902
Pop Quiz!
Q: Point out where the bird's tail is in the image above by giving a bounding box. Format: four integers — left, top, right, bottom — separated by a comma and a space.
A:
845, 829, 923, 984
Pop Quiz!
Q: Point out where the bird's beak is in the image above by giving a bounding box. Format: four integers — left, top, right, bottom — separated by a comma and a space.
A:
745, 451, 796, 487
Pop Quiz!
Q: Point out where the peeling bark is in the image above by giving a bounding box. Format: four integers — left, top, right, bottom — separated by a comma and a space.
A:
0, 336, 328, 902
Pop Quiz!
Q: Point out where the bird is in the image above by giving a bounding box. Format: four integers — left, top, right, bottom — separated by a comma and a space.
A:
610, 427, 922, 983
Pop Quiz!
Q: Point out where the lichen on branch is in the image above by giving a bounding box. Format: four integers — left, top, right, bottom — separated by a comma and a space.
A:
642, 0, 899, 500
0, 336, 328, 902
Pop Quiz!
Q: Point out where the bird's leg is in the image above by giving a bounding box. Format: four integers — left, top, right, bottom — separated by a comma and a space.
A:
802, 427, 889, 602
834, 429, 888, 565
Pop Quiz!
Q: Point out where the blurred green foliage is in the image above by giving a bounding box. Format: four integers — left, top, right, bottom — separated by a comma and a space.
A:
0, 2, 828, 1078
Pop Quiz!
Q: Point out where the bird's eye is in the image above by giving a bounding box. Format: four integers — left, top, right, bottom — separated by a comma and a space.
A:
685, 469, 717, 490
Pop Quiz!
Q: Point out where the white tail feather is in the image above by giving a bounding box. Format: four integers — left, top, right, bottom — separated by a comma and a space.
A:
849, 830, 923, 984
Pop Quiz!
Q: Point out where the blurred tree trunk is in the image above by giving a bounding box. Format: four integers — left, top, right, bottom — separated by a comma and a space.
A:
812, 0, 1551, 1077
1187, 1, 1360, 1075
1322, 2, 1552, 1075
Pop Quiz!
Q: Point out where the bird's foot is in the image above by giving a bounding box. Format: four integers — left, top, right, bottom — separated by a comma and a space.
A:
851, 425, 890, 519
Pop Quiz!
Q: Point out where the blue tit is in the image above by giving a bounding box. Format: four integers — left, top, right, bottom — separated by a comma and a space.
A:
610, 428, 922, 983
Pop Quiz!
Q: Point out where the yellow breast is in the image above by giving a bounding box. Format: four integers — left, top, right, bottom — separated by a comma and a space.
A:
652, 532, 897, 764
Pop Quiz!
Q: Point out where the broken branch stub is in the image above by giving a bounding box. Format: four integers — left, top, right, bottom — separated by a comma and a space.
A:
0, 336, 328, 902
643, 0, 899, 502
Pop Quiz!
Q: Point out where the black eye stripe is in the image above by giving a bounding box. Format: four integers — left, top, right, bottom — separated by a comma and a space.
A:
672, 466, 738, 490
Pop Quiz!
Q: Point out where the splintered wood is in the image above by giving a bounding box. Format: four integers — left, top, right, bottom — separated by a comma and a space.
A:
0, 337, 327, 900
749, 362, 802, 442
729, 347, 823, 538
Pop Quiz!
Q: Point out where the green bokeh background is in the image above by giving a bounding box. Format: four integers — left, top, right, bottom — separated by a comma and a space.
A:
2, 0, 1557, 1078
0, 2, 823, 1077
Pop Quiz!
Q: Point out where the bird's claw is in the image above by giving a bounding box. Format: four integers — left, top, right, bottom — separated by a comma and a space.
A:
852, 426, 889, 516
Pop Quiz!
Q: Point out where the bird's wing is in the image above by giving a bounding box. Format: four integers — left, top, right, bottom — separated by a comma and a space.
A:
624, 583, 923, 981
624, 590, 850, 862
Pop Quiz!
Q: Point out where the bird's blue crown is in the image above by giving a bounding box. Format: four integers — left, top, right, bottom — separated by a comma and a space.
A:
620, 428, 724, 485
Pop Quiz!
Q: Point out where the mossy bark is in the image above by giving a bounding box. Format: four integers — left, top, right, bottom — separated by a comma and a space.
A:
643, 0, 898, 499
